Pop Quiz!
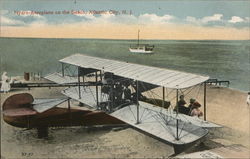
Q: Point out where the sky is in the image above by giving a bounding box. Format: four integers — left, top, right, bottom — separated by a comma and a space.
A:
0, 0, 249, 40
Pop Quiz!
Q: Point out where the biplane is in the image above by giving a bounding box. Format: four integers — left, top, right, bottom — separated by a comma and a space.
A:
2, 54, 221, 154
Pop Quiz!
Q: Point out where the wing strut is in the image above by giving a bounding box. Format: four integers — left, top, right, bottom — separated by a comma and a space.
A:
62, 63, 64, 76
78, 66, 81, 99
67, 98, 72, 126
204, 82, 207, 121
176, 89, 179, 140
95, 71, 99, 107
136, 80, 140, 124
162, 87, 165, 107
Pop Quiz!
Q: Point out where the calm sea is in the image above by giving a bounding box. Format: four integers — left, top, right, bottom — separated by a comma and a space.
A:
0, 38, 249, 91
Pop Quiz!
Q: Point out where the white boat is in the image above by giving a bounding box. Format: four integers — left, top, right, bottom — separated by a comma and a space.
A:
129, 30, 154, 54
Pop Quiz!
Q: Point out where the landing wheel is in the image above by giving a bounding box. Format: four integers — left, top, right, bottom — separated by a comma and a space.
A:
37, 126, 48, 138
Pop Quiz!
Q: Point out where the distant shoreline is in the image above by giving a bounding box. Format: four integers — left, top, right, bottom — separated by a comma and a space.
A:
4, 75, 249, 94
1, 37, 249, 41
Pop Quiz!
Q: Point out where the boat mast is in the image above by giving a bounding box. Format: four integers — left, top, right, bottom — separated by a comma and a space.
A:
137, 29, 140, 46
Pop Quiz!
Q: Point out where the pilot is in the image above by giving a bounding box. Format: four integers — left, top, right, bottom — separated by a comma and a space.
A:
124, 86, 131, 101
115, 83, 123, 103
176, 95, 190, 115
178, 95, 186, 107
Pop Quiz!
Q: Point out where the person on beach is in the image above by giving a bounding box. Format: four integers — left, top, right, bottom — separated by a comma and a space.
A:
247, 92, 250, 107
1, 72, 11, 93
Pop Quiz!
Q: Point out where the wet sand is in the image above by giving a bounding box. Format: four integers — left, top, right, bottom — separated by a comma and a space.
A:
1, 78, 249, 158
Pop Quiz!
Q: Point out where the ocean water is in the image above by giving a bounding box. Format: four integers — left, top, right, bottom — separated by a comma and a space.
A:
0, 38, 249, 91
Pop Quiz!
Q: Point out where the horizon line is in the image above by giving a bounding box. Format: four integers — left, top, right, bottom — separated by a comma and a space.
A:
1, 36, 249, 41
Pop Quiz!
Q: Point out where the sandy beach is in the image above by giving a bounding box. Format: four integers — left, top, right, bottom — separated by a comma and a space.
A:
1, 77, 249, 158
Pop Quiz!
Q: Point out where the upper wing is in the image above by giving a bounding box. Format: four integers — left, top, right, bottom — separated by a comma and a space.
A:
59, 54, 209, 89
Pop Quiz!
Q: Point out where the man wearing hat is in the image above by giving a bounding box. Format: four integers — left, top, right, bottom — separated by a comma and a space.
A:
176, 95, 190, 115
188, 98, 196, 109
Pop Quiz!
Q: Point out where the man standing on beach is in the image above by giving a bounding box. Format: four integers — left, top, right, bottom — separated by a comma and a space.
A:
1, 72, 11, 93
247, 92, 250, 107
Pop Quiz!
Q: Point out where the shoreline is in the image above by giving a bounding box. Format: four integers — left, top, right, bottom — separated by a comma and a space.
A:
3, 70, 250, 93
